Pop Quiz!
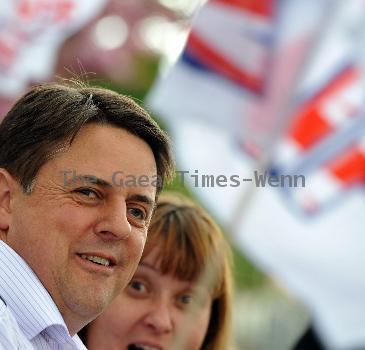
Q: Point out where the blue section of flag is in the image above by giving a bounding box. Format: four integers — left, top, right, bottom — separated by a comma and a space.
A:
181, 51, 212, 74
181, 50, 259, 92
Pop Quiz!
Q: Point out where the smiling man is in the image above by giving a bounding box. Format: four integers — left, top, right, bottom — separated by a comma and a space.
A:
0, 83, 174, 349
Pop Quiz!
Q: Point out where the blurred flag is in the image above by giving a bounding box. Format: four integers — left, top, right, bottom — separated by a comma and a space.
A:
149, 0, 329, 153
274, 66, 364, 171
183, 0, 275, 94
0, 0, 107, 97
289, 137, 365, 214
148, 0, 365, 348
275, 63, 365, 215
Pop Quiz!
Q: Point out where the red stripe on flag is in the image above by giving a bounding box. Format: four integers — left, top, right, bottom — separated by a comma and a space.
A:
315, 66, 358, 102
290, 108, 334, 149
212, 0, 274, 17
288, 67, 357, 150
329, 147, 365, 185
187, 31, 264, 92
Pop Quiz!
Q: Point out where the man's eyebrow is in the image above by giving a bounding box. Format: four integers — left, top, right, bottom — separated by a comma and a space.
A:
68, 176, 156, 207
128, 194, 155, 209
75, 175, 113, 188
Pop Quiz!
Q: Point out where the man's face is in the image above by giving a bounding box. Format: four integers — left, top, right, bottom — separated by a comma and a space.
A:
4, 124, 157, 334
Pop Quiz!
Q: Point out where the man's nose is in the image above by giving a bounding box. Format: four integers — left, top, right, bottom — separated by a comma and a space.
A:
143, 299, 174, 334
95, 199, 132, 240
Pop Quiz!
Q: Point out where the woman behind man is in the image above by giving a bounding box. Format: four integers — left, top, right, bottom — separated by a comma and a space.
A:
80, 193, 234, 350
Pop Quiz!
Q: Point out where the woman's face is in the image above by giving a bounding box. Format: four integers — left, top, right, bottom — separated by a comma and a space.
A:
86, 248, 213, 350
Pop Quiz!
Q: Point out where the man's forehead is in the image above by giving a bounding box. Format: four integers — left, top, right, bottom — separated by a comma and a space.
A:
50, 124, 156, 171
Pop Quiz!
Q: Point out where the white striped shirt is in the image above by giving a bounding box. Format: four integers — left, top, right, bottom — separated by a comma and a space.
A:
0, 241, 87, 349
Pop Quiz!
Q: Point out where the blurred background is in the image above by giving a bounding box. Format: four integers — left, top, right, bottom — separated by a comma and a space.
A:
2, 1, 365, 349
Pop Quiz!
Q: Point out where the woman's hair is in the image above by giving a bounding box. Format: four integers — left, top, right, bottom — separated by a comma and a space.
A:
144, 193, 233, 350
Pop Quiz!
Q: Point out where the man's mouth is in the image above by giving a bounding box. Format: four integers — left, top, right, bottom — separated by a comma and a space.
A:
79, 254, 114, 267
128, 344, 162, 350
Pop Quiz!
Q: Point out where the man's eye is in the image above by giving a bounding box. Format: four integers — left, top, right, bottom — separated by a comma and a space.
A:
75, 188, 99, 199
127, 207, 147, 221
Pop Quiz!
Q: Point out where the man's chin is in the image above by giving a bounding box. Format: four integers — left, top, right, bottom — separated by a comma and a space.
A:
60, 283, 116, 328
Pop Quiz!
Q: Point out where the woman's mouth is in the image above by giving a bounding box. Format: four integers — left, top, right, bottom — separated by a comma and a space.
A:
128, 343, 162, 350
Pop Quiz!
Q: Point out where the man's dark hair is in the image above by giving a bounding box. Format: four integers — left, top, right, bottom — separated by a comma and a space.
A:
0, 83, 174, 194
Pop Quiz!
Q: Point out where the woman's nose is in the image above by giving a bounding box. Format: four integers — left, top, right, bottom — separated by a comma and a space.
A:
143, 300, 174, 334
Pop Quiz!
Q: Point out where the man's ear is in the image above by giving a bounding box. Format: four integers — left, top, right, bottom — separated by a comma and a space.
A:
0, 169, 17, 240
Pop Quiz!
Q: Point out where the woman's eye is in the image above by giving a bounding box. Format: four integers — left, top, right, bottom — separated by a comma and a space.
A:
75, 188, 99, 199
129, 280, 147, 293
179, 294, 193, 305
177, 290, 208, 309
